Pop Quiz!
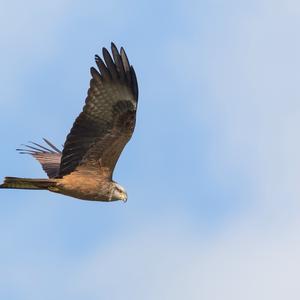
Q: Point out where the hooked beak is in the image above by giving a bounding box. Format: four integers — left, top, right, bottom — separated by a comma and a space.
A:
121, 192, 128, 203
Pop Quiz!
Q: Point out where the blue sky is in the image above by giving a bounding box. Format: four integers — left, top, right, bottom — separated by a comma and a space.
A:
1, 0, 300, 299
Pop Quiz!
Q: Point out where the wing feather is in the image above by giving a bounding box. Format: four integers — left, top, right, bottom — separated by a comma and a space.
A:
58, 43, 138, 178
120, 47, 132, 84
102, 47, 118, 80
111, 42, 126, 81
17, 139, 61, 178
95, 55, 110, 80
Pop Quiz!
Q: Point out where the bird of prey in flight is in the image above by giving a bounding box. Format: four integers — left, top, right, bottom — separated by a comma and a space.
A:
0, 43, 138, 202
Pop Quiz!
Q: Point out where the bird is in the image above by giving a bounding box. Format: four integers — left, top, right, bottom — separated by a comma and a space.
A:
0, 42, 138, 202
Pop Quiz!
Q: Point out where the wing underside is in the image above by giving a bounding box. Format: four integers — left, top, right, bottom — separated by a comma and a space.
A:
17, 139, 62, 178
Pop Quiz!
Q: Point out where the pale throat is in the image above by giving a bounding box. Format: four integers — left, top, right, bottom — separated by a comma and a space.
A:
114, 182, 126, 193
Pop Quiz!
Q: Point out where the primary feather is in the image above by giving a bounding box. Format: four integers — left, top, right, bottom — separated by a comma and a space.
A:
17, 139, 61, 178
58, 42, 138, 179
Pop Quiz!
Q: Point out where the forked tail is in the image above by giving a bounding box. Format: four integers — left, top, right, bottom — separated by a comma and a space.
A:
0, 177, 56, 190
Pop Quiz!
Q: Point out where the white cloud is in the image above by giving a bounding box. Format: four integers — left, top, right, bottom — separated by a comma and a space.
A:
66, 216, 300, 300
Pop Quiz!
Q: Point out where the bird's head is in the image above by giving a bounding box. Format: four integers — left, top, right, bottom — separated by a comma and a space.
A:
110, 182, 128, 202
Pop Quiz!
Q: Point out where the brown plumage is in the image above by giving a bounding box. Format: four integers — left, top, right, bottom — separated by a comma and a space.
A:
0, 43, 138, 202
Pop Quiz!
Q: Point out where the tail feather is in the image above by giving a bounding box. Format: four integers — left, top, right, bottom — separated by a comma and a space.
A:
0, 177, 56, 190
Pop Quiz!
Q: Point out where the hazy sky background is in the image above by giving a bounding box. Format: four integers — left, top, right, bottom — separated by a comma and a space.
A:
1, 0, 300, 299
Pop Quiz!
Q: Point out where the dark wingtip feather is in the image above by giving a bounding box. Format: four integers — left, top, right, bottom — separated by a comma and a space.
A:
111, 42, 117, 50
29, 141, 54, 153
120, 47, 132, 86
43, 138, 62, 153
102, 47, 118, 80
16, 140, 61, 155
95, 55, 111, 80
111, 42, 126, 81
90, 67, 102, 82
130, 66, 139, 101
120, 47, 130, 71
94, 43, 138, 100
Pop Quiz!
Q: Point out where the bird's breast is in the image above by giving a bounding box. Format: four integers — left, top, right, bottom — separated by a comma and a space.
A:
55, 172, 112, 201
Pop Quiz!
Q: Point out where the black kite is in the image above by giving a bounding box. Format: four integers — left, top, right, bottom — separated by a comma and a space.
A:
0, 43, 138, 202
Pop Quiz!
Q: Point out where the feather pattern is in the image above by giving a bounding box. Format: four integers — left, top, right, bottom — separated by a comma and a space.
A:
58, 43, 138, 178
17, 139, 61, 178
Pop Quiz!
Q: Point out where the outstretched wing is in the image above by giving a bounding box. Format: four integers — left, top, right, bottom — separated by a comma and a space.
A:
58, 43, 138, 179
17, 139, 62, 178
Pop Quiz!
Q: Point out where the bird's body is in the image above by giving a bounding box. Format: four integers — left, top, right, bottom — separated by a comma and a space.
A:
0, 43, 138, 202
52, 170, 126, 201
